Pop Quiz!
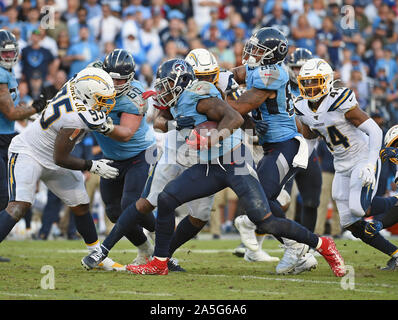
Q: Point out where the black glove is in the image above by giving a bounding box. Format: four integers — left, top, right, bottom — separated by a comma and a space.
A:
253, 118, 269, 136
176, 116, 195, 131
31, 94, 47, 113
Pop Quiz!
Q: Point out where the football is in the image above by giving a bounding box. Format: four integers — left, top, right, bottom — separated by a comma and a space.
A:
193, 121, 218, 137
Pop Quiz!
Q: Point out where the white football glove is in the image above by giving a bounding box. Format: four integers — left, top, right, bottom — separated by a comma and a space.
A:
359, 163, 376, 189
89, 159, 119, 179
96, 117, 114, 136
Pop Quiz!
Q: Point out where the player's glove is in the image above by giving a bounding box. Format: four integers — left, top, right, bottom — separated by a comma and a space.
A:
89, 159, 119, 179
142, 90, 157, 99
359, 163, 376, 189
380, 147, 398, 163
96, 117, 114, 136
253, 119, 269, 136
186, 130, 209, 150
176, 116, 195, 131
31, 94, 47, 113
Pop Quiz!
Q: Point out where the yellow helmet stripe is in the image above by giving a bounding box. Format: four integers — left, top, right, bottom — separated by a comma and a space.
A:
78, 75, 109, 87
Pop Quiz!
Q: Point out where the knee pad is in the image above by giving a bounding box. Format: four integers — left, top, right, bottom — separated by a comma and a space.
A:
157, 191, 180, 216
345, 220, 366, 239
105, 204, 122, 223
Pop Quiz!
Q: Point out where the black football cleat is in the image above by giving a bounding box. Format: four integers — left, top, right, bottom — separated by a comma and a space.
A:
167, 258, 186, 272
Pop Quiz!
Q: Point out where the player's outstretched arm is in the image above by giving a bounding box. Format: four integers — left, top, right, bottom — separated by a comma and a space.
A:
0, 84, 38, 120
227, 87, 274, 115
54, 128, 118, 179
230, 65, 246, 85
104, 113, 143, 142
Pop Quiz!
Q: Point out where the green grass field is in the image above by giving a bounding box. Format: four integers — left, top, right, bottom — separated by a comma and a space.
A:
0, 236, 398, 300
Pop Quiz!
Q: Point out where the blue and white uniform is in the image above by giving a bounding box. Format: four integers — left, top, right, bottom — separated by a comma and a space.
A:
245, 63, 305, 216
0, 66, 19, 208
153, 80, 273, 258
93, 80, 156, 223
8, 80, 106, 206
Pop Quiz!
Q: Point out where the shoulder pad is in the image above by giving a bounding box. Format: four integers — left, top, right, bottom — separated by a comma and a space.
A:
0, 67, 10, 84
124, 86, 148, 115
327, 87, 355, 112
77, 109, 107, 129
187, 80, 216, 96
254, 65, 287, 90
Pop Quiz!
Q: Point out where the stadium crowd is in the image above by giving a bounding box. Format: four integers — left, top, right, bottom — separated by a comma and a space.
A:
1, 0, 398, 240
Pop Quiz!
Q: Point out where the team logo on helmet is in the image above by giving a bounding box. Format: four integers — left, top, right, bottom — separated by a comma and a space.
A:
173, 61, 187, 73
278, 42, 288, 55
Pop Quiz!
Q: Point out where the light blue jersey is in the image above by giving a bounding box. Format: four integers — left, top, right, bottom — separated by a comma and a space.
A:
290, 83, 300, 98
170, 81, 242, 162
93, 80, 155, 160
245, 64, 297, 145
0, 66, 19, 134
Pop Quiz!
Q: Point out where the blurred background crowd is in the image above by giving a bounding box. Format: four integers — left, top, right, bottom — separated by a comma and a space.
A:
1, 0, 398, 240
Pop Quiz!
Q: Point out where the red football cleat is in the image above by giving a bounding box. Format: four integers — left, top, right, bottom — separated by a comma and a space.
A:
126, 257, 169, 275
317, 236, 346, 277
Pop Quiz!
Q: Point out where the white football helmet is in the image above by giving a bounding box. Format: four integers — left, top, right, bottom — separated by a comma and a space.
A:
384, 125, 398, 148
297, 58, 334, 102
73, 67, 116, 114
185, 48, 220, 84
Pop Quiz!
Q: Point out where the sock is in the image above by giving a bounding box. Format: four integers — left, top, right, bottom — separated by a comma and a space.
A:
350, 220, 398, 256
168, 215, 202, 257
74, 212, 98, 245
86, 240, 101, 253
256, 214, 319, 249
255, 233, 265, 249
377, 206, 398, 229
0, 210, 17, 242
301, 206, 317, 232
101, 203, 142, 252
370, 196, 398, 216
136, 211, 156, 232
154, 192, 180, 258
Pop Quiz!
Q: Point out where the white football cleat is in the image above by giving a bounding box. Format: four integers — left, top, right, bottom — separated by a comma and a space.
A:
234, 215, 259, 251
233, 243, 246, 257
290, 252, 318, 274
97, 257, 126, 272
276, 239, 309, 274
131, 239, 154, 266
244, 249, 280, 262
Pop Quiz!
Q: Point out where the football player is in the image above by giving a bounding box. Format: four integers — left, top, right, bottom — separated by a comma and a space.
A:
0, 29, 45, 262
0, 67, 124, 271
81, 48, 248, 272
226, 27, 318, 274
294, 58, 398, 269
124, 58, 345, 276
89, 49, 157, 266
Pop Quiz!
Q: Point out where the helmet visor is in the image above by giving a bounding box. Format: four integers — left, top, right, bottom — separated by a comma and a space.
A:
93, 92, 116, 114
297, 75, 329, 101
155, 77, 178, 108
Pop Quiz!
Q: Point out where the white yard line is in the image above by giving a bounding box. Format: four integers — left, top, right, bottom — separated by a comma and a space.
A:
115, 290, 173, 297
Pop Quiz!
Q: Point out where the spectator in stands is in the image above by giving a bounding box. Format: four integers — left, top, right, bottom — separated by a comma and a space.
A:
192, 0, 221, 32
28, 71, 44, 100
159, 10, 189, 56
140, 17, 164, 72
21, 29, 56, 84
211, 38, 235, 70
316, 16, 343, 69
291, 14, 316, 53
65, 25, 100, 78
56, 29, 71, 75
262, 2, 290, 38
231, 0, 260, 27
22, 7, 40, 41
61, 0, 79, 22
84, 0, 102, 21
46, 8, 68, 42
68, 6, 95, 45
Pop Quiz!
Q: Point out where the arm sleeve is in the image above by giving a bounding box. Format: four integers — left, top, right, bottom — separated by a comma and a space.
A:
358, 118, 383, 166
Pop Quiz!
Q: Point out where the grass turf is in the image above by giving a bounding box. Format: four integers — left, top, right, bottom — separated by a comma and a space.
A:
0, 237, 398, 300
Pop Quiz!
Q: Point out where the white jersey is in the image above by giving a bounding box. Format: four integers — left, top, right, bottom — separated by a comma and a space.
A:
9, 80, 107, 170
294, 87, 369, 173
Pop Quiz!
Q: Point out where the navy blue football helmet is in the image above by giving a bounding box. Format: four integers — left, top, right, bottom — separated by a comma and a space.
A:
154, 59, 196, 108
103, 49, 136, 96
0, 29, 19, 70
287, 48, 313, 84
242, 27, 288, 68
